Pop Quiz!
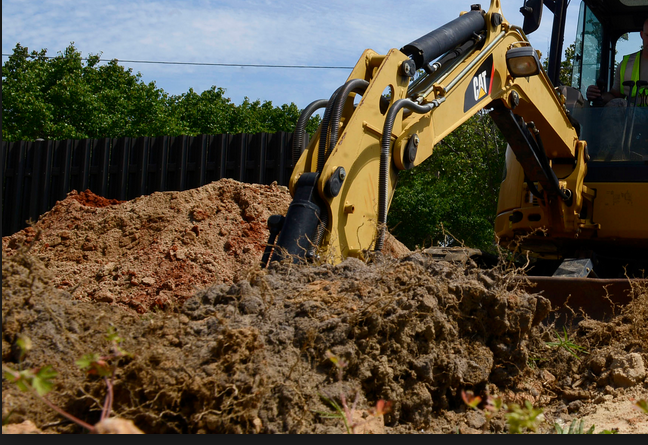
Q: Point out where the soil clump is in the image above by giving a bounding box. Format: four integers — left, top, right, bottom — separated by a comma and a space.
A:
2, 179, 647, 434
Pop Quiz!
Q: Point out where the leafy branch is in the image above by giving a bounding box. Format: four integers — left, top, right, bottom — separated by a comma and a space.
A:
3, 327, 133, 432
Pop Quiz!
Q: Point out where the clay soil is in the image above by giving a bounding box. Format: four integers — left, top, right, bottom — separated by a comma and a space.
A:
2, 178, 647, 434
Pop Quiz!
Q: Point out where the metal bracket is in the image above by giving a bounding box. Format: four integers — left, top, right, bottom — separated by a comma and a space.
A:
552, 258, 598, 278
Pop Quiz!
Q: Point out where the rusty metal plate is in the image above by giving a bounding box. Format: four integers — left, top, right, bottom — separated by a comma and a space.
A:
520, 277, 646, 321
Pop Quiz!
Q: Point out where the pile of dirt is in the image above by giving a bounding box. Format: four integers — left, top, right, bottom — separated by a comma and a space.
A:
2, 179, 294, 313
2, 179, 647, 434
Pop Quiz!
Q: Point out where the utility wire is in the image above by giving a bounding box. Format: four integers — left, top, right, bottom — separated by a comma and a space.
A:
1, 53, 353, 70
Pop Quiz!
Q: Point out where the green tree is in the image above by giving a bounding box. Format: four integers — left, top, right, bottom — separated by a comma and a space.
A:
170, 91, 320, 136
2, 42, 321, 141
541, 43, 576, 86
2, 44, 52, 140
228, 98, 315, 134
2, 43, 181, 141
387, 112, 506, 252
170, 86, 235, 135
559, 42, 576, 86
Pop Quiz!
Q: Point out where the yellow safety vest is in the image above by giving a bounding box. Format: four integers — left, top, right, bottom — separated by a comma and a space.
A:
619, 50, 647, 106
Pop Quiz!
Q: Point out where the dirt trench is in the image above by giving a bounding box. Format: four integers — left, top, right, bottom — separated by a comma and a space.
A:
2, 179, 647, 434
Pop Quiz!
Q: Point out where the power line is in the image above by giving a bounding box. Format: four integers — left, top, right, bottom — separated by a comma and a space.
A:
1, 53, 353, 70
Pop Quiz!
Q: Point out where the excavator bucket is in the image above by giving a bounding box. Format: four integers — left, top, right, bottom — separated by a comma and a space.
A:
423, 247, 646, 324
521, 277, 641, 322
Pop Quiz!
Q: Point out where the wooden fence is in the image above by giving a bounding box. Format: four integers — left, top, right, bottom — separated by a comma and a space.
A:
1, 132, 303, 237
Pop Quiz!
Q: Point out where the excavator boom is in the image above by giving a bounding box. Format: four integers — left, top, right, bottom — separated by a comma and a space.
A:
262, 0, 648, 319
266, 0, 588, 264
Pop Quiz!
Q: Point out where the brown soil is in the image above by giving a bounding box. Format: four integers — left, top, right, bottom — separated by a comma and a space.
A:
2, 179, 647, 434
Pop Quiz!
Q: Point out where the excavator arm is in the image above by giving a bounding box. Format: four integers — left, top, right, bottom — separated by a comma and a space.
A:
263, 0, 596, 266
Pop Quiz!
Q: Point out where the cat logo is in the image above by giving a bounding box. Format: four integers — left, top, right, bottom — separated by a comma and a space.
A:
464, 55, 494, 112
473, 71, 489, 101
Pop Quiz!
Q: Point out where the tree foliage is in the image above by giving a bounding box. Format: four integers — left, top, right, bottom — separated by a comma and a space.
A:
387, 112, 507, 252
2, 43, 320, 142
541, 42, 576, 86
559, 43, 576, 86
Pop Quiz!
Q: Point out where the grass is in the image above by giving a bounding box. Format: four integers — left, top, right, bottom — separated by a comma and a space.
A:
545, 326, 589, 360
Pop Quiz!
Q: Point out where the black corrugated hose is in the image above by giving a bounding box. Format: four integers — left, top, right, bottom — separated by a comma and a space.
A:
375, 98, 438, 251
292, 99, 329, 166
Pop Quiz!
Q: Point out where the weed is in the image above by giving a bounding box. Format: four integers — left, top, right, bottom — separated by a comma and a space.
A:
506, 400, 545, 433
317, 392, 357, 434
545, 326, 589, 360
634, 399, 648, 415
554, 419, 595, 434
3, 356, 95, 431
314, 350, 391, 434
462, 390, 544, 434
527, 356, 548, 369
554, 419, 619, 434
75, 326, 133, 423
3, 327, 133, 433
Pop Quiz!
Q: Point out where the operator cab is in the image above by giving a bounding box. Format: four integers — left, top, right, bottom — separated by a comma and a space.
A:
567, 0, 648, 179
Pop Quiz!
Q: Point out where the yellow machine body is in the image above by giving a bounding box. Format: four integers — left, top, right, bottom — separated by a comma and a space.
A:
268, 0, 648, 282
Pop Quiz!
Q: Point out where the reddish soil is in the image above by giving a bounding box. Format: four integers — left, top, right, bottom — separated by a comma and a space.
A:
69, 190, 125, 208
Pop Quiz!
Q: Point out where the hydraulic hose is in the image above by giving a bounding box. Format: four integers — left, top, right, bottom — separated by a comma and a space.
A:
292, 99, 329, 166
310, 79, 369, 258
284, 80, 371, 261
525, 176, 544, 201
375, 98, 443, 251
326, 79, 370, 158
317, 86, 344, 172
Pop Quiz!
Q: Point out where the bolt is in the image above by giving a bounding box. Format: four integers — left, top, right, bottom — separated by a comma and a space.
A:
510, 91, 520, 109
401, 60, 416, 77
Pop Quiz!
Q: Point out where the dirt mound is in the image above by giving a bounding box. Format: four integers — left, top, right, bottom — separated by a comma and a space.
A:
2, 179, 647, 434
2, 179, 292, 313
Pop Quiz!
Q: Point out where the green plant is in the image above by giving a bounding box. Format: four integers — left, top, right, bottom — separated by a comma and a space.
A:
545, 326, 589, 360
462, 390, 544, 434
317, 392, 357, 434
554, 419, 596, 434
314, 350, 391, 434
2, 327, 132, 432
527, 356, 548, 369
554, 419, 619, 434
506, 400, 545, 434
3, 344, 95, 431
75, 326, 132, 423
635, 399, 648, 415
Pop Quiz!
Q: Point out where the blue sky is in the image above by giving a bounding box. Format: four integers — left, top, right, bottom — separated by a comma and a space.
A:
2, 0, 581, 109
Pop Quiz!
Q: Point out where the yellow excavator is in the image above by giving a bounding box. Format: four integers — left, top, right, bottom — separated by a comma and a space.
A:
262, 0, 648, 318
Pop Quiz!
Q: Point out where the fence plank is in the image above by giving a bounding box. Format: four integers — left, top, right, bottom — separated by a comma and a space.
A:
26, 142, 45, 225
132, 137, 150, 198
10, 141, 28, 233
1, 141, 6, 234
197, 134, 209, 187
